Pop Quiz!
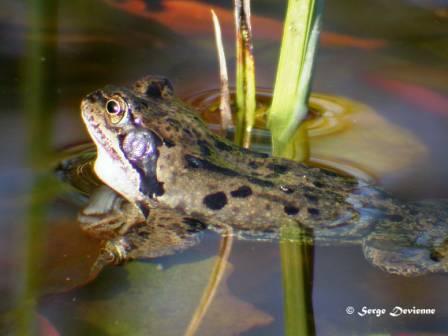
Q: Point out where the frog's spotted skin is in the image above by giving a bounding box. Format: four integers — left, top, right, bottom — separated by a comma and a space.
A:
77, 75, 448, 276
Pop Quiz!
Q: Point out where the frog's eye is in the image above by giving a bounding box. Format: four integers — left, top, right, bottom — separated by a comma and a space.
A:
106, 99, 121, 114
105, 97, 127, 123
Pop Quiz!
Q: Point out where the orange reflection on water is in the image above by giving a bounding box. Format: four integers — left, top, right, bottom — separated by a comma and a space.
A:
103, 0, 386, 50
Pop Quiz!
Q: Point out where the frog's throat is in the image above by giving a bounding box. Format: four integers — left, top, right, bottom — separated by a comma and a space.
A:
82, 115, 145, 205
94, 145, 145, 203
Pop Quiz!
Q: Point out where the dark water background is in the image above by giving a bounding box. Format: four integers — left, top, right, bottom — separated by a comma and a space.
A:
1, 0, 448, 335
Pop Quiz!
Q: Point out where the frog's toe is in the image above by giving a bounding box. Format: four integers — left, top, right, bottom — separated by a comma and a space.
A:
90, 238, 131, 277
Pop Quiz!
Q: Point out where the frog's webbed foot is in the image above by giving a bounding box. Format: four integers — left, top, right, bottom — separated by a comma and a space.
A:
362, 204, 448, 276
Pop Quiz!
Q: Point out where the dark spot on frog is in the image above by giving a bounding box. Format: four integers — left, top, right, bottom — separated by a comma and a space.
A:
184, 128, 193, 137
145, 84, 163, 98
197, 139, 212, 156
163, 138, 175, 148
305, 193, 319, 204
314, 181, 324, 188
308, 208, 320, 216
248, 161, 260, 169
230, 185, 253, 198
184, 155, 239, 177
183, 217, 207, 232
280, 185, 295, 194
247, 176, 274, 188
203, 192, 228, 210
144, 77, 174, 99
267, 163, 289, 174
214, 139, 234, 152
240, 147, 269, 158
265, 204, 272, 211
284, 205, 300, 216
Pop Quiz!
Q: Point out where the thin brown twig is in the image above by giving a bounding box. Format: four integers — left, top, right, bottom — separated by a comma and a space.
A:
211, 10, 233, 131
184, 226, 234, 336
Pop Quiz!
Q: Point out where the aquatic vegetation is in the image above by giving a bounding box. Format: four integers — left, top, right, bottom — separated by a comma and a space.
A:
234, 0, 256, 148
268, 0, 323, 157
212, 0, 324, 158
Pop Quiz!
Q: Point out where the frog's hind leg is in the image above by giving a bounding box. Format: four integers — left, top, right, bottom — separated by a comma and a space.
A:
90, 210, 207, 276
362, 200, 448, 276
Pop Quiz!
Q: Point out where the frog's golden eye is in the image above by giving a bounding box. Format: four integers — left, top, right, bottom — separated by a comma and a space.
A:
105, 97, 126, 123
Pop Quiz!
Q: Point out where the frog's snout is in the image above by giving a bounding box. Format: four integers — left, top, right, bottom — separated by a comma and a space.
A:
84, 90, 104, 104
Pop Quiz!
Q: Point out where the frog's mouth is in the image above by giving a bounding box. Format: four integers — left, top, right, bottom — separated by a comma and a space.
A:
81, 110, 148, 206
83, 114, 120, 161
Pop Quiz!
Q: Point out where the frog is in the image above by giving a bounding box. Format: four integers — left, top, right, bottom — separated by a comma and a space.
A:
71, 75, 448, 276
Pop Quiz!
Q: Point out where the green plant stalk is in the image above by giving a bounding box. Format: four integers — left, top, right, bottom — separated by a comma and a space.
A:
280, 122, 310, 162
268, 0, 323, 157
234, 0, 256, 148
280, 238, 315, 336
14, 1, 59, 334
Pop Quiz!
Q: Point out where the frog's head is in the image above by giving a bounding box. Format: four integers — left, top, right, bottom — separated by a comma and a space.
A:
80, 76, 180, 212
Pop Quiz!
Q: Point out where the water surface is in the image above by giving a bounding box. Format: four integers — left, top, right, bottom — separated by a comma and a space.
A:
1, 0, 448, 335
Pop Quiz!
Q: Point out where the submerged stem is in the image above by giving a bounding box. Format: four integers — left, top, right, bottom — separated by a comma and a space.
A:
280, 239, 315, 336
184, 226, 234, 336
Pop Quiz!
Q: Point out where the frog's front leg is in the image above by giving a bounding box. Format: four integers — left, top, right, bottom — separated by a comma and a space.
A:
78, 185, 145, 239
79, 186, 207, 275
90, 212, 207, 275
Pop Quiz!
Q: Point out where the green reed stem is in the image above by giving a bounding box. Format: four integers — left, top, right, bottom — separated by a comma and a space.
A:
14, 0, 59, 334
268, 0, 323, 157
234, 0, 256, 148
280, 238, 315, 336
